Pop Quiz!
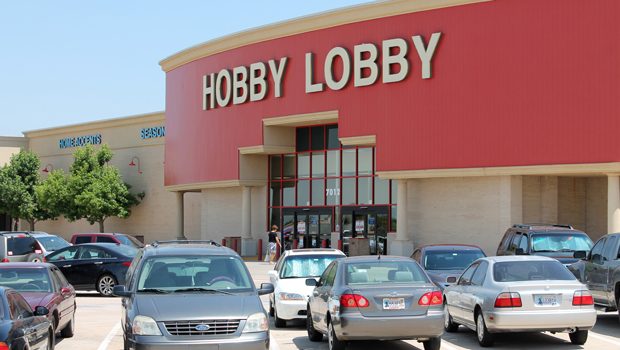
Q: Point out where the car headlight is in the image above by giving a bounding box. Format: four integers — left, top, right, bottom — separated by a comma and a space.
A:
132, 315, 162, 335
242, 313, 268, 333
278, 292, 304, 300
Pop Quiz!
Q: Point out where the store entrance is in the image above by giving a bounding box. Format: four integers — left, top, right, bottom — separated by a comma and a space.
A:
281, 207, 333, 250
341, 206, 389, 255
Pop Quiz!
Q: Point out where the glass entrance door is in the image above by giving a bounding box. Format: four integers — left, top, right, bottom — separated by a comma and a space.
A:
341, 206, 389, 255
282, 207, 333, 250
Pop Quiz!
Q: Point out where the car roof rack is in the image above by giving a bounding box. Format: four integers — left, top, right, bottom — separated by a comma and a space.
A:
0, 231, 32, 236
150, 240, 222, 248
513, 223, 573, 230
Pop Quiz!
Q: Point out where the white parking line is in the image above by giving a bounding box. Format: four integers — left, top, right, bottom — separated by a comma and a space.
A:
589, 333, 620, 346
97, 321, 121, 350
270, 332, 281, 350
440, 340, 459, 350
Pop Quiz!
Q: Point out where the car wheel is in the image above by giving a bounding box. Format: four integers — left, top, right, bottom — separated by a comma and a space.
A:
273, 304, 286, 328
60, 312, 75, 338
569, 329, 588, 345
328, 321, 346, 350
617, 297, 620, 324
476, 311, 494, 347
307, 308, 323, 341
97, 274, 117, 297
47, 326, 55, 350
423, 337, 441, 350
444, 303, 458, 332
269, 299, 274, 317
26, 253, 44, 263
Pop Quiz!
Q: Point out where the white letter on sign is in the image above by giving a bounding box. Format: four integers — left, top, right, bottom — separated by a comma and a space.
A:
412, 32, 442, 79
354, 43, 379, 87
324, 47, 351, 91
382, 38, 409, 83
268, 57, 288, 98
203, 73, 216, 110
305, 53, 324, 93
216, 69, 232, 107
250, 62, 268, 102
233, 66, 248, 105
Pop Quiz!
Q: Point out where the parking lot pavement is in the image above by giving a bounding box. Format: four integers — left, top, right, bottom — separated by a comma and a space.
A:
53, 260, 620, 350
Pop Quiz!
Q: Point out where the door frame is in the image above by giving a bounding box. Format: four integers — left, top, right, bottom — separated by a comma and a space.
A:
340, 206, 389, 255
281, 207, 333, 249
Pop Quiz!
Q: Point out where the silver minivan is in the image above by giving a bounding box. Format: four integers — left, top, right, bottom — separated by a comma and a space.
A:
113, 240, 274, 350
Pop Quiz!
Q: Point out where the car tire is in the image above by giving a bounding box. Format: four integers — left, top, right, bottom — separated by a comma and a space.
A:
274, 305, 286, 328
423, 337, 441, 350
307, 308, 323, 341
328, 321, 346, 350
60, 312, 75, 338
569, 329, 588, 345
269, 299, 274, 317
476, 311, 494, 347
96, 274, 117, 297
26, 253, 44, 263
444, 303, 459, 332
47, 326, 55, 350
617, 297, 620, 324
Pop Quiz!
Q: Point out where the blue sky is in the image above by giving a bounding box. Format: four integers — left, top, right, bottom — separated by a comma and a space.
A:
0, 0, 366, 137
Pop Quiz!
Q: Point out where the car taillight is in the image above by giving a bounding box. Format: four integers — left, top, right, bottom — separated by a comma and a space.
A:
494, 292, 522, 307
0, 259, 8, 263
419, 291, 443, 305
0, 341, 8, 350
573, 290, 594, 305
339, 294, 370, 308
122, 262, 131, 267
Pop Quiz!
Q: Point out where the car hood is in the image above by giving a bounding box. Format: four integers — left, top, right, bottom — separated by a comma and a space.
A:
275, 277, 318, 300
135, 293, 264, 320
20, 292, 54, 309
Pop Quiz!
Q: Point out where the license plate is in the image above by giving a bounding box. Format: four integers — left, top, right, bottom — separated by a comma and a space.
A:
383, 298, 405, 310
534, 294, 560, 306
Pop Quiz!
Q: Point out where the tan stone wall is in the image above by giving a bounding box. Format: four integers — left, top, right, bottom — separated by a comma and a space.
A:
585, 177, 607, 241
0, 136, 29, 166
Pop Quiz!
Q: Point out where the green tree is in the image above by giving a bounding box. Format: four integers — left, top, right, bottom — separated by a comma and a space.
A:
36, 144, 145, 232
0, 148, 57, 230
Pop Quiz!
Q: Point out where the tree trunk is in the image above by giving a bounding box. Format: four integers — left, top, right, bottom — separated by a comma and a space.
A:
99, 220, 104, 233
28, 218, 35, 231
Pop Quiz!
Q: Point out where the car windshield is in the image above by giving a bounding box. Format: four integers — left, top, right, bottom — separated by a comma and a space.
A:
136, 255, 253, 293
345, 260, 429, 285
37, 236, 70, 251
530, 234, 593, 254
279, 254, 343, 278
105, 244, 139, 257
423, 249, 486, 270
0, 268, 52, 293
115, 235, 145, 248
493, 261, 576, 282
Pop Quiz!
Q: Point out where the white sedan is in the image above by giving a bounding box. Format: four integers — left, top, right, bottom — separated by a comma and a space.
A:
268, 249, 345, 327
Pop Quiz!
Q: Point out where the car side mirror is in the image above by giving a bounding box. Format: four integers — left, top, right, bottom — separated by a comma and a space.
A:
34, 306, 49, 316
305, 278, 317, 287
267, 270, 277, 278
257, 283, 274, 295
446, 276, 457, 284
60, 286, 72, 295
113, 285, 132, 297
515, 248, 526, 255
573, 251, 587, 260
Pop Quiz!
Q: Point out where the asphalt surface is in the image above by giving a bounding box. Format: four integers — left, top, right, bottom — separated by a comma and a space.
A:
54, 260, 620, 350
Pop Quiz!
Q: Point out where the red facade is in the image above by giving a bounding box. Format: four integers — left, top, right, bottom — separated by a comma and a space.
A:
164, 0, 620, 187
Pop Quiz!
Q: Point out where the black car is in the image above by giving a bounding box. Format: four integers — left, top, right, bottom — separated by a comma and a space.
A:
411, 244, 486, 291
45, 243, 138, 296
0, 286, 53, 350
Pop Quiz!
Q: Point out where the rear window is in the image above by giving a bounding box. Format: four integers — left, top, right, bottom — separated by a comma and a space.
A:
424, 250, 486, 270
6, 236, 41, 256
115, 235, 145, 248
345, 261, 429, 285
105, 244, 139, 258
74, 236, 92, 244
279, 254, 343, 278
493, 261, 576, 282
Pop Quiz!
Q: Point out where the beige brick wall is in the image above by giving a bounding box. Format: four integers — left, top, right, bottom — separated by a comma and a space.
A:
585, 177, 607, 241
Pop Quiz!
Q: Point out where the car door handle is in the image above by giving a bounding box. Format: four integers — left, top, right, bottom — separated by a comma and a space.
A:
94, 262, 103, 265
63, 265, 72, 268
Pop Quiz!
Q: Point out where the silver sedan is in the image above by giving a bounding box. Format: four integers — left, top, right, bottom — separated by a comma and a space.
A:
443, 255, 597, 347
306, 256, 444, 350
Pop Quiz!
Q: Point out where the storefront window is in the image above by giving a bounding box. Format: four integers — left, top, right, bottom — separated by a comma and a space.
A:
326, 150, 340, 177
283, 181, 295, 206
270, 182, 281, 207
342, 149, 356, 176
283, 154, 295, 179
374, 178, 389, 205
358, 177, 372, 205
391, 180, 398, 204
342, 178, 356, 205
296, 128, 310, 152
326, 178, 340, 205
297, 180, 310, 206
270, 155, 281, 180
311, 126, 324, 151
390, 205, 397, 232
312, 152, 325, 178
326, 125, 339, 149
312, 179, 324, 206
358, 148, 372, 175
297, 153, 310, 179
269, 208, 280, 229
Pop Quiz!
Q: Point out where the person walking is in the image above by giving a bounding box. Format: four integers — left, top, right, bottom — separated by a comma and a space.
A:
268, 225, 281, 264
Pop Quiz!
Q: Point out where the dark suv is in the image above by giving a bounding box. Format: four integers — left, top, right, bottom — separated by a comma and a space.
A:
496, 224, 594, 266
0, 231, 45, 263
113, 240, 274, 350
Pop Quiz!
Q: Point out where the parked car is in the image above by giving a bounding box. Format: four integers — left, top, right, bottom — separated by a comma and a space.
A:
0, 231, 45, 263
412, 244, 486, 291
569, 232, 620, 321
45, 243, 138, 296
443, 256, 596, 347
496, 224, 593, 266
306, 255, 444, 350
28, 232, 71, 256
0, 286, 53, 350
113, 240, 274, 350
70, 233, 145, 248
0, 263, 76, 338
268, 249, 345, 327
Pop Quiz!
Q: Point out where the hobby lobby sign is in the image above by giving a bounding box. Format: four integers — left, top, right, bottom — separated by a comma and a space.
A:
202, 33, 442, 110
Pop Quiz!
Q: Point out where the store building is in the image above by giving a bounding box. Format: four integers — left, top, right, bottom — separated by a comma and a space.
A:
1, 0, 619, 256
